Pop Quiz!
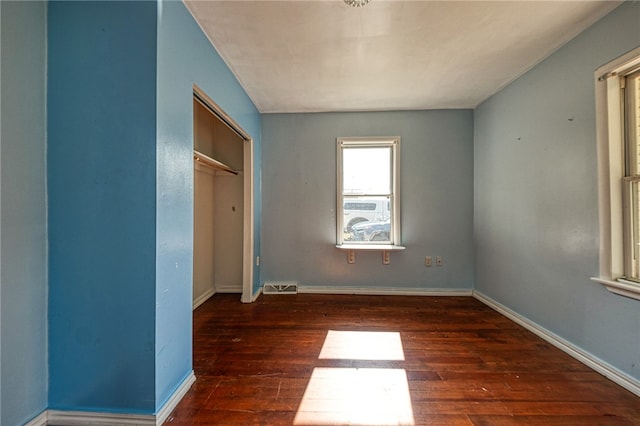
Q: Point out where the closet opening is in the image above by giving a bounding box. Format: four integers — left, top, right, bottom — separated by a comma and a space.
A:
192, 85, 254, 307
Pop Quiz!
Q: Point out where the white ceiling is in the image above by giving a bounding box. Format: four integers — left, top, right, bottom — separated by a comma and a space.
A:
185, 0, 621, 113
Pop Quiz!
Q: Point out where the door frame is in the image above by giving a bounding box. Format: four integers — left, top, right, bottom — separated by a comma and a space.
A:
193, 85, 254, 303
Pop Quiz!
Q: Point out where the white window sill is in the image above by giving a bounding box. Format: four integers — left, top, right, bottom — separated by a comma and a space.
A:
336, 244, 405, 264
336, 244, 406, 251
590, 277, 640, 301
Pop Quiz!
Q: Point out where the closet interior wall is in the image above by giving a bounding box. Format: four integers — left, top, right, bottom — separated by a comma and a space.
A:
193, 97, 244, 308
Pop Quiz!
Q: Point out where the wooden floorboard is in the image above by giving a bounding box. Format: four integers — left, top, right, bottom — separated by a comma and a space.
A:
164, 293, 639, 425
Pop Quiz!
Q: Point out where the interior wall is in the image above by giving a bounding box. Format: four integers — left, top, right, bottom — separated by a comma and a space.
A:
194, 98, 244, 166
474, 2, 640, 382
0, 1, 48, 424
156, 0, 262, 409
214, 171, 244, 292
47, 1, 158, 412
261, 111, 474, 290
193, 163, 245, 297
193, 163, 216, 304
193, 99, 244, 297
193, 99, 217, 305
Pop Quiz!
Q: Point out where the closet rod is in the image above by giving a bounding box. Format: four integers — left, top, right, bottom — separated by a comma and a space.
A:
193, 91, 249, 142
194, 150, 238, 175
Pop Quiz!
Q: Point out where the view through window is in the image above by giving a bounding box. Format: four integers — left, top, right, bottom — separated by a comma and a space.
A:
337, 137, 400, 245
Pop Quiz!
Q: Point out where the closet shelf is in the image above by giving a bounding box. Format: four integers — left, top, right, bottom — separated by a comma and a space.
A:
194, 150, 238, 175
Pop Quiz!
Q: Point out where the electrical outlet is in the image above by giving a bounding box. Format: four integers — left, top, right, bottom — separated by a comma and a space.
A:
383, 251, 390, 265
348, 250, 356, 264
425, 256, 432, 267
436, 256, 443, 266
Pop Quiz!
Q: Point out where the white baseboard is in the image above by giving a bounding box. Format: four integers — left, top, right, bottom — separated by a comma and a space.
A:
46, 410, 155, 425
215, 284, 243, 293
24, 411, 48, 426
155, 371, 196, 425
32, 371, 196, 426
193, 288, 216, 310
297, 285, 473, 296
251, 286, 263, 302
473, 290, 640, 397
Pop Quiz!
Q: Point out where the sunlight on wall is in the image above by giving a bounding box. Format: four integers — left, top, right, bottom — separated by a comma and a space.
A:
295, 331, 415, 426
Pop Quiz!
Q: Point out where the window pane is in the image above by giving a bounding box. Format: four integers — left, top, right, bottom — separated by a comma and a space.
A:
626, 71, 640, 175
629, 180, 640, 280
625, 71, 640, 280
343, 147, 391, 195
342, 196, 391, 243
336, 137, 400, 246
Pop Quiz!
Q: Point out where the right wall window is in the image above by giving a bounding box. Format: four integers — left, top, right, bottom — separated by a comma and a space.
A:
623, 69, 640, 281
592, 47, 640, 300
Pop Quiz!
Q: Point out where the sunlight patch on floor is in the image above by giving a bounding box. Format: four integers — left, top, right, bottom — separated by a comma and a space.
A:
295, 330, 414, 425
294, 368, 414, 425
318, 330, 405, 361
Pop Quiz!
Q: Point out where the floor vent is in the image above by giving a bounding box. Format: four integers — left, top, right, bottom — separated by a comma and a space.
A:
263, 282, 298, 294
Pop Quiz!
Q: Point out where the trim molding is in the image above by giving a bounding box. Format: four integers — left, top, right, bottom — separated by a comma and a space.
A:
250, 285, 263, 302
30, 372, 196, 425
193, 85, 255, 307
590, 277, 640, 301
193, 288, 216, 310
473, 290, 640, 397
155, 371, 196, 425
215, 285, 243, 294
297, 286, 473, 296
24, 411, 48, 426
46, 411, 154, 425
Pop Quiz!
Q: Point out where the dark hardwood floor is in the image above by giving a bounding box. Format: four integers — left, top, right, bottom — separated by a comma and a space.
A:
164, 294, 640, 425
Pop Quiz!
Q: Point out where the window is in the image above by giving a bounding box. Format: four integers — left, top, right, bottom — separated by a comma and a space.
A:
623, 69, 640, 282
336, 137, 401, 247
592, 47, 640, 300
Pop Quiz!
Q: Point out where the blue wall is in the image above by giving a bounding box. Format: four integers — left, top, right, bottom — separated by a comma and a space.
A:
0, 2, 48, 424
48, 1, 158, 412
46, 0, 262, 415
262, 111, 474, 291
44, 0, 262, 416
155, 0, 262, 409
2, 0, 636, 422
474, 2, 640, 381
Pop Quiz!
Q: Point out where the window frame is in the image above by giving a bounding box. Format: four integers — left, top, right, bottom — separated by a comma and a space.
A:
592, 47, 640, 300
622, 69, 640, 281
336, 136, 403, 249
